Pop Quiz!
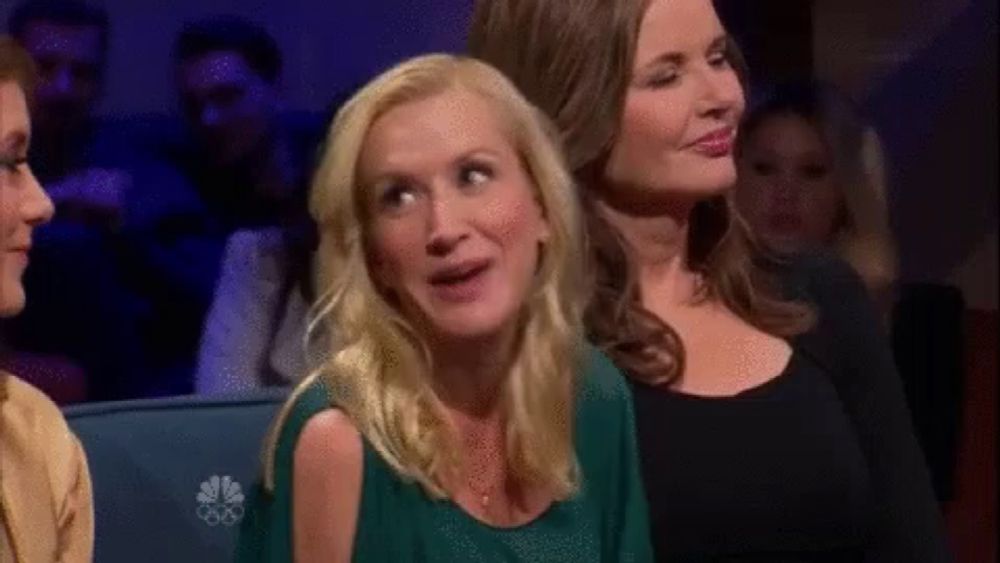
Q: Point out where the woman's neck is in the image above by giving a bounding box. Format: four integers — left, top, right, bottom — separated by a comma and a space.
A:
429, 329, 516, 420
593, 195, 704, 306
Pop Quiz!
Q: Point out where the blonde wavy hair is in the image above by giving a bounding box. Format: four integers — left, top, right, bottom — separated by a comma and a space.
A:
263, 54, 587, 500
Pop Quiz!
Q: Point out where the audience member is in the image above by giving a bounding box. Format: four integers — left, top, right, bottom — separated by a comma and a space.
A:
169, 15, 322, 232
0, 35, 93, 562
469, 0, 950, 559
737, 81, 966, 502
194, 222, 314, 394
735, 81, 898, 311
194, 86, 364, 395
236, 54, 652, 562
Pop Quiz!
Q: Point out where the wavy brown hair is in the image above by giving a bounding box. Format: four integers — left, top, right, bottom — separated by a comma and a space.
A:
469, 0, 814, 386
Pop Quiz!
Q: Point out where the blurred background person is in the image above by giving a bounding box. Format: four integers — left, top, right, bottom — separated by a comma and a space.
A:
168, 15, 322, 233
193, 221, 315, 394
8, 0, 110, 189
735, 81, 898, 311
193, 87, 362, 395
736, 80, 966, 504
126, 16, 328, 398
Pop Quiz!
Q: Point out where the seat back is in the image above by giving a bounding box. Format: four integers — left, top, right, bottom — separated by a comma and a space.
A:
64, 389, 288, 562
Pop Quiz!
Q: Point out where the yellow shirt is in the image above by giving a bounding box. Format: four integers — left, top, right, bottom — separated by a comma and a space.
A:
0, 374, 93, 563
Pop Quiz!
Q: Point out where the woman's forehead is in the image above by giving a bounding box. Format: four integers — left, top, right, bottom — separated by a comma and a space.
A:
0, 81, 30, 150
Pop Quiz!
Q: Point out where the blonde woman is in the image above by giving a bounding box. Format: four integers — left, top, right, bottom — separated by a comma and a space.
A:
235, 54, 652, 562
469, 0, 947, 560
735, 81, 899, 311
1, 36, 93, 563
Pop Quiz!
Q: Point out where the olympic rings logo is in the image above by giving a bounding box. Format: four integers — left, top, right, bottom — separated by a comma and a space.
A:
196, 475, 245, 527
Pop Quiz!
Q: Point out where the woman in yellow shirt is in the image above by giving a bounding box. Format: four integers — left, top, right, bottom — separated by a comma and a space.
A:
0, 36, 93, 563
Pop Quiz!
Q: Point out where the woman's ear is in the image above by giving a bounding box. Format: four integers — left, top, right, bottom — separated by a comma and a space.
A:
532, 194, 552, 244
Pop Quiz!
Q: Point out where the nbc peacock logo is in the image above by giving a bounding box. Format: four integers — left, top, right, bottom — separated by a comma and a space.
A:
196, 475, 245, 527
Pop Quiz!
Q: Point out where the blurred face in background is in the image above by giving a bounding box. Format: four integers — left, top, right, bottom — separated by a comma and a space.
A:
0, 81, 55, 317
603, 0, 745, 208
177, 50, 279, 168
736, 112, 843, 254
17, 20, 104, 136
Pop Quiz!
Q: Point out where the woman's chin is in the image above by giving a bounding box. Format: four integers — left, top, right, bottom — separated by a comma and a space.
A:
421, 304, 515, 345
761, 235, 811, 256
0, 282, 26, 318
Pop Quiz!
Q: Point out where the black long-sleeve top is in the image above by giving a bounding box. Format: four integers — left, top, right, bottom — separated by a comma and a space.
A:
630, 253, 951, 562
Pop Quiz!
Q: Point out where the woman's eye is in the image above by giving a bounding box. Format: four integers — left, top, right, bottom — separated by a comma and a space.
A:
378, 183, 418, 211
708, 53, 730, 69
646, 72, 679, 89
802, 164, 829, 180
0, 156, 27, 174
458, 163, 493, 187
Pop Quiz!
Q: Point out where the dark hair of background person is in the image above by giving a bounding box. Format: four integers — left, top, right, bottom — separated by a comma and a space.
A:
278, 83, 363, 311
8, 0, 110, 61
173, 15, 282, 84
256, 82, 363, 385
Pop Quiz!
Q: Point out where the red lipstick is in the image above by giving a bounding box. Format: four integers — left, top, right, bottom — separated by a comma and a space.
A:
689, 127, 734, 157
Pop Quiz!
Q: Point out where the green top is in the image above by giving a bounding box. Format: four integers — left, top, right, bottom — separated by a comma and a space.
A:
235, 347, 653, 562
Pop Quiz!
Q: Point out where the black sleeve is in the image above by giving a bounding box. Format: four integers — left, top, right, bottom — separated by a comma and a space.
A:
799, 253, 952, 562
